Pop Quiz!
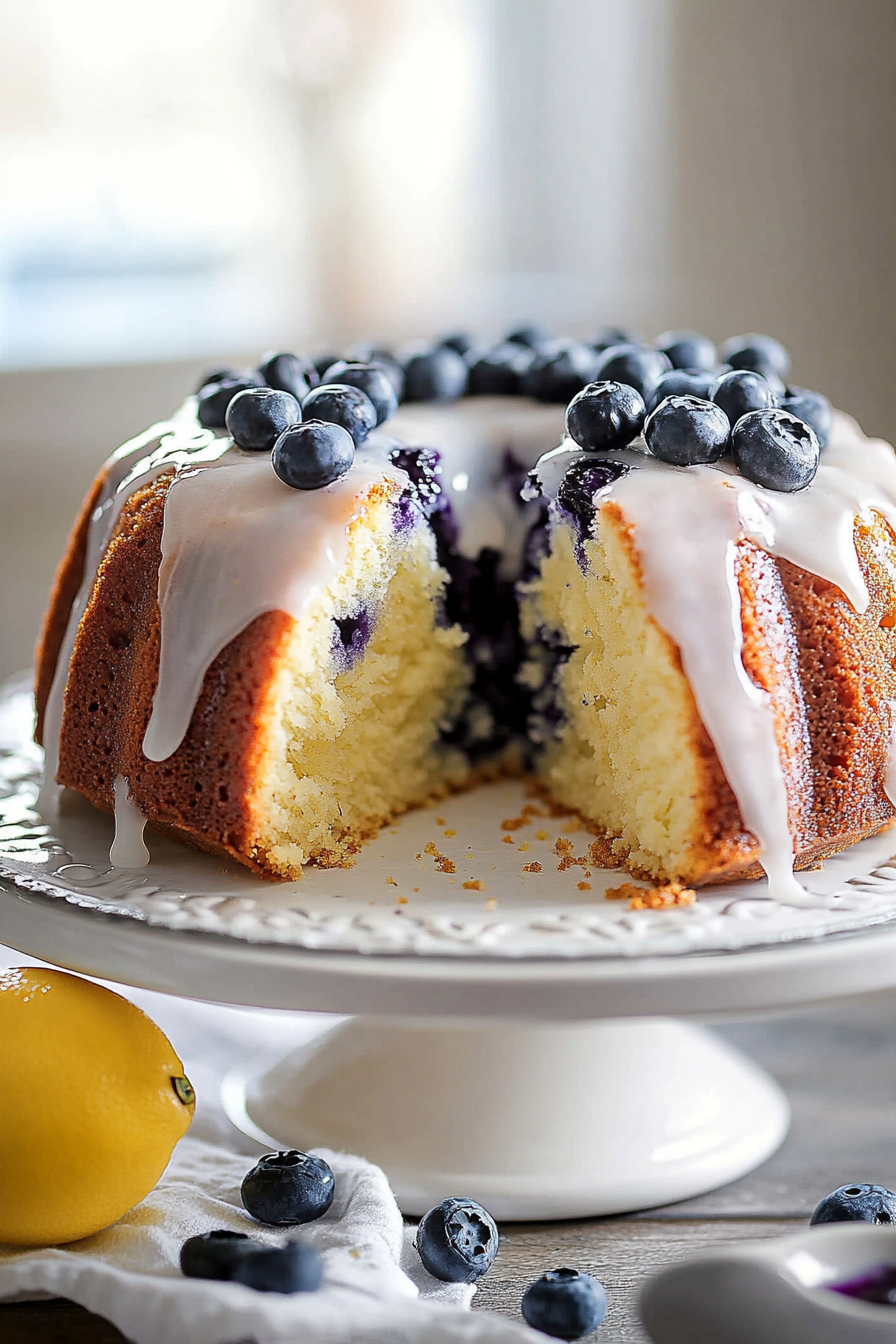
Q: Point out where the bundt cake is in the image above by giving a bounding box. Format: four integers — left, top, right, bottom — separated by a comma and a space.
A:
34, 330, 896, 901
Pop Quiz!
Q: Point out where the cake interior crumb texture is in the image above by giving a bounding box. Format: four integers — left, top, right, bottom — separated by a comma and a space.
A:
521, 506, 730, 883
257, 499, 468, 876
38, 396, 896, 889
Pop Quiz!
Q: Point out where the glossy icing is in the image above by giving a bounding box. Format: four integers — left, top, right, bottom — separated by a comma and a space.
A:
109, 775, 149, 868
532, 412, 896, 903
40, 388, 896, 898
38, 402, 228, 817
143, 440, 406, 763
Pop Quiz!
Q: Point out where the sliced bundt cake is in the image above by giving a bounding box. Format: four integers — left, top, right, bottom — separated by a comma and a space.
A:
35, 330, 896, 902
520, 370, 896, 900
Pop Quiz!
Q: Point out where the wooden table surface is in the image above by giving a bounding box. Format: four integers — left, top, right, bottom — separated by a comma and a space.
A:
4, 988, 896, 1343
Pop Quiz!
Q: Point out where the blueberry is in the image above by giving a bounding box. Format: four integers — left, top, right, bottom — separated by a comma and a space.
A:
258, 350, 319, 400
180, 1230, 255, 1281
719, 332, 791, 381
557, 457, 631, 533
273, 421, 355, 490
402, 345, 469, 402
522, 343, 601, 403
195, 365, 237, 393
225, 388, 301, 452
710, 368, 779, 426
319, 361, 398, 426
241, 1149, 336, 1224
197, 374, 265, 429
301, 383, 377, 445
313, 351, 341, 379
566, 381, 645, 451
645, 395, 730, 466
648, 368, 717, 410
506, 323, 551, 349
231, 1241, 323, 1294
780, 386, 833, 449
810, 1183, 896, 1227
594, 343, 671, 403
345, 340, 394, 364
732, 408, 820, 491
439, 333, 476, 356
521, 1268, 608, 1340
591, 325, 642, 353
654, 329, 717, 371
415, 1197, 499, 1284
468, 343, 535, 396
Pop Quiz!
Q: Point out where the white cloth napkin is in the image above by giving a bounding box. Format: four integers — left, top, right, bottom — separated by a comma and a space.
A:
0, 950, 538, 1343
0, 1136, 536, 1344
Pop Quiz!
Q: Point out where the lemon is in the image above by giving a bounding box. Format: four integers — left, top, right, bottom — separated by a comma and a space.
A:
0, 967, 195, 1246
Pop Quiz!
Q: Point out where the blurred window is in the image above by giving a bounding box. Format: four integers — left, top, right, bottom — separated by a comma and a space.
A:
0, 0, 310, 368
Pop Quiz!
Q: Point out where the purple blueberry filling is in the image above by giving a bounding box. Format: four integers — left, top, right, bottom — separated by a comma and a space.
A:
332, 607, 373, 671
386, 442, 574, 761
829, 1263, 896, 1305
556, 456, 631, 543
526, 625, 573, 746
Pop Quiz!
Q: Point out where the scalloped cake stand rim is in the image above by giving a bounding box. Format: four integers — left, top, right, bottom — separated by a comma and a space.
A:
5, 877, 896, 1020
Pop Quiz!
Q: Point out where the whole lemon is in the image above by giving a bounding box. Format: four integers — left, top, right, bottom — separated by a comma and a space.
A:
0, 967, 195, 1246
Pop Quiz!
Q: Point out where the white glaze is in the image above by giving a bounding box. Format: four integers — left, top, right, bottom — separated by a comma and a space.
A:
143, 441, 407, 762
390, 397, 566, 573
533, 412, 896, 904
38, 402, 227, 815
110, 775, 149, 868
41, 388, 896, 901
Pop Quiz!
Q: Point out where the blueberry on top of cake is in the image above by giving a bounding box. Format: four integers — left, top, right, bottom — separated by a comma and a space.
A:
34, 330, 896, 903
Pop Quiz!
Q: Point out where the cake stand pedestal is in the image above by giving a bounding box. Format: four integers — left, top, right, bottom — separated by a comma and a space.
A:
6, 670, 896, 1219
223, 1016, 787, 1219
9, 882, 896, 1220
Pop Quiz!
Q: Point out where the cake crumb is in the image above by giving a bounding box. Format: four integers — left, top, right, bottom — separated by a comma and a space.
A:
502, 835, 515, 844
385, 876, 397, 886
444, 829, 457, 838
518, 841, 530, 852
587, 837, 620, 868
535, 829, 550, 841
606, 880, 696, 910
501, 816, 527, 831
522, 862, 542, 873
554, 837, 574, 856
465, 853, 474, 860
577, 881, 592, 891
413, 886, 420, 893
463, 879, 485, 891
485, 897, 497, 911
396, 895, 408, 905
423, 840, 457, 874
436, 816, 446, 826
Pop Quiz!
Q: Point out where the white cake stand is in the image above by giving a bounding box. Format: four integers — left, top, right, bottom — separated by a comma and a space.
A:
5, 673, 896, 1220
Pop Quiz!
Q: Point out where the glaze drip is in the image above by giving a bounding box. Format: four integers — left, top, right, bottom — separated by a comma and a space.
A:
532, 412, 896, 903
38, 403, 228, 816
142, 441, 406, 762
110, 775, 149, 868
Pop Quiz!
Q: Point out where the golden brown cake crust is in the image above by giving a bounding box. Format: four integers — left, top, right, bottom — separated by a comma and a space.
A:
53, 473, 295, 876
34, 469, 109, 746
607, 501, 896, 886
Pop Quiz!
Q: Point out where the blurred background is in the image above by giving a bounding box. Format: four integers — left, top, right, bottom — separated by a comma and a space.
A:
1, 0, 895, 678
